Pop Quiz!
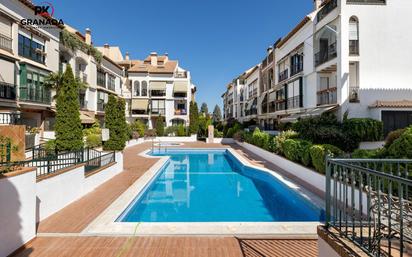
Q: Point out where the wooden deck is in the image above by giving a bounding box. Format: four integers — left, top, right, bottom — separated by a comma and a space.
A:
13, 141, 319, 257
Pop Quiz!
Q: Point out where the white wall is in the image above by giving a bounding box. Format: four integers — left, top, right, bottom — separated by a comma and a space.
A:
0, 170, 36, 257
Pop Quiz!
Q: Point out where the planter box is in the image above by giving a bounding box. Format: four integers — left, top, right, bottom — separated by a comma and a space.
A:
207, 138, 234, 144
236, 141, 326, 193
0, 167, 36, 257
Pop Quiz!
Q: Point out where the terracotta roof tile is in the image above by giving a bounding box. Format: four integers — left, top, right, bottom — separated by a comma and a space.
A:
127, 59, 177, 74
370, 100, 412, 108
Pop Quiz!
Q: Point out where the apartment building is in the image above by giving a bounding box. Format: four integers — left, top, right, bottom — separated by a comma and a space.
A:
223, 0, 412, 134
0, 0, 61, 134
118, 52, 194, 128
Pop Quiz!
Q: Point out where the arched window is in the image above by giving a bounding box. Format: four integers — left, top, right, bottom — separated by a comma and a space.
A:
134, 81, 140, 96
349, 16, 359, 55
141, 81, 148, 96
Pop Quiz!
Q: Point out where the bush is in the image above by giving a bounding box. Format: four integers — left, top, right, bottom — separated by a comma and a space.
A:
226, 123, 241, 138
385, 128, 406, 148
387, 126, 412, 158
177, 125, 187, 136
155, 116, 165, 136
104, 96, 128, 151
351, 148, 386, 159
144, 129, 157, 138
44, 140, 56, 155
274, 130, 299, 154
310, 144, 344, 173
86, 134, 102, 148
343, 118, 383, 142
130, 120, 146, 137
214, 129, 224, 138
282, 139, 313, 165
165, 126, 178, 136
251, 128, 271, 150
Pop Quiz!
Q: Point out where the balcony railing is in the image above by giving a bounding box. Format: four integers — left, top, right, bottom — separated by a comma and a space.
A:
317, 0, 338, 22
174, 109, 187, 115
0, 112, 20, 125
315, 42, 337, 67
174, 71, 187, 78
349, 40, 359, 55
19, 87, 51, 104
275, 100, 286, 111
349, 86, 360, 103
0, 33, 12, 52
317, 87, 337, 106
278, 69, 289, 83
287, 96, 301, 110
0, 82, 17, 100
290, 63, 304, 77
326, 158, 412, 257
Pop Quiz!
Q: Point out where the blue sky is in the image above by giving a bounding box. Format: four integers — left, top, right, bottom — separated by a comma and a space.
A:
52, 0, 313, 110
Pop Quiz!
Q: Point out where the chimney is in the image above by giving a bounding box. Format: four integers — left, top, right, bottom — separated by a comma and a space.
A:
314, 0, 323, 10
125, 52, 130, 61
267, 46, 273, 54
164, 52, 169, 62
85, 28, 92, 45
150, 52, 158, 66
103, 43, 109, 56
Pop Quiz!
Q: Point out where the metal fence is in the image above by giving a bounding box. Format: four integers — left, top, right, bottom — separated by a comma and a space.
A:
326, 158, 412, 257
1, 147, 115, 178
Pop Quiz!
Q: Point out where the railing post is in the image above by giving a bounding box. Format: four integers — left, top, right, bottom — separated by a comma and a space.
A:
325, 156, 331, 226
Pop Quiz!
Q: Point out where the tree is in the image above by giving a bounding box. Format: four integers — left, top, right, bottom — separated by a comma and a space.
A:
155, 115, 165, 136
103, 95, 128, 151
200, 102, 208, 115
44, 71, 87, 98
54, 64, 84, 151
212, 105, 222, 124
189, 101, 199, 134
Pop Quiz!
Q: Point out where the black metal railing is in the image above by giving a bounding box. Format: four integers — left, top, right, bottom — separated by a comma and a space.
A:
0, 82, 17, 100
326, 159, 412, 257
290, 63, 304, 76
350, 40, 359, 55
19, 87, 51, 104
0, 33, 12, 52
278, 69, 289, 82
287, 96, 301, 110
317, 0, 338, 22
317, 88, 337, 106
315, 42, 337, 67
1, 147, 115, 178
275, 100, 286, 111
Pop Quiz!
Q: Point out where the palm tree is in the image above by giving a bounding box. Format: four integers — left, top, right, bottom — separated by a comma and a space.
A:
44, 71, 88, 99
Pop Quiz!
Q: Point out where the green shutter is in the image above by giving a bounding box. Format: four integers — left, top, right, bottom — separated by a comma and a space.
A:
19, 64, 27, 100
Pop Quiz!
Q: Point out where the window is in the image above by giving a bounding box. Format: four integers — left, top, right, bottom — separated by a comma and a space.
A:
151, 90, 166, 97
150, 99, 165, 115
97, 69, 106, 87
275, 86, 287, 111
18, 34, 45, 63
19, 66, 50, 104
317, 76, 337, 105
290, 53, 304, 76
248, 80, 258, 99
349, 17, 359, 55
141, 81, 148, 96
287, 79, 302, 109
108, 75, 115, 91
134, 81, 140, 96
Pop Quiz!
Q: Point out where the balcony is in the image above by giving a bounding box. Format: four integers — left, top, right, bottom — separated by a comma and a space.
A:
76, 71, 88, 84
150, 108, 165, 115
287, 96, 301, 110
174, 109, 187, 115
349, 40, 359, 55
317, 0, 337, 23
174, 71, 187, 78
278, 70, 289, 83
275, 100, 286, 111
0, 112, 20, 125
19, 87, 51, 104
290, 63, 304, 77
0, 34, 12, 52
315, 42, 337, 67
317, 87, 337, 106
0, 82, 17, 100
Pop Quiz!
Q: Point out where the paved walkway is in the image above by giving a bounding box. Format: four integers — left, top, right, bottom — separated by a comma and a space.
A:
13, 141, 319, 257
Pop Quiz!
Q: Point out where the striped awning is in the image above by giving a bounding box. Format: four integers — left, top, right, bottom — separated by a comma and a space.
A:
131, 99, 149, 110
269, 91, 276, 102
150, 81, 166, 91
80, 112, 95, 124
173, 81, 187, 93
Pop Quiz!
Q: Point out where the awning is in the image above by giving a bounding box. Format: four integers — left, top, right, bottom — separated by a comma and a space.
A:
80, 112, 95, 124
131, 99, 149, 110
150, 81, 166, 91
279, 104, 338, 123
173, 82, 187, 93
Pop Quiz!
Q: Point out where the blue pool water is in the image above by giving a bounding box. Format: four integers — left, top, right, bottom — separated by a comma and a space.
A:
118, 149, 324, 222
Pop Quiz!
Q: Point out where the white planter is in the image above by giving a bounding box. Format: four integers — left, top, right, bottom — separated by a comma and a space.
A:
208, 138, 234, 144
359, 141, 385, 150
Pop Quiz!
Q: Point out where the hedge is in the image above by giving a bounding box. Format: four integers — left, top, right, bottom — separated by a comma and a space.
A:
387, 126, 412, 158
343, 118, 383, 142
273, 130, 299, 154
351, 148, 386, 159
86, 134, 102, 148
310, 144, 344, 173
282, 139, 313, 166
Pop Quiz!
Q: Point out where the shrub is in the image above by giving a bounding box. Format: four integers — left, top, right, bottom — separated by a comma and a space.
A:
227, 123, 241, 138
251, 128, 271, 149
351, 148, 386, 159
385, 128, 406, 148
214, 129, 224, 138
387, 126, 412, 158
83, 121, 101, 137
144, 129, 157, 138
130, 120, 146, 137
155, 116, 165, 136
343, 118, 383, 142
44, 140, 56, 155
310, 144, 344, 173
103, 96, 128, 151
242, 131, 253, 144
282, 139, 313, 165
274, 130, 299, 154
177, 125, 187, 137
86, 134, 102, 148
165, 126, 178, 136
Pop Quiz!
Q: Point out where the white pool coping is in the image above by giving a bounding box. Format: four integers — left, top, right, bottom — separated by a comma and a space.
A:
82, 148, 324, 236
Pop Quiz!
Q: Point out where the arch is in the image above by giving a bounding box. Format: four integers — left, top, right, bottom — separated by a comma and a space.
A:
141, 81, 148, 96
134, 81, 140, 96
349, 16, 359, 55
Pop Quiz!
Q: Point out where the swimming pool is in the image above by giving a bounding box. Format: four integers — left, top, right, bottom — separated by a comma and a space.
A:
117, 149, 324, 223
